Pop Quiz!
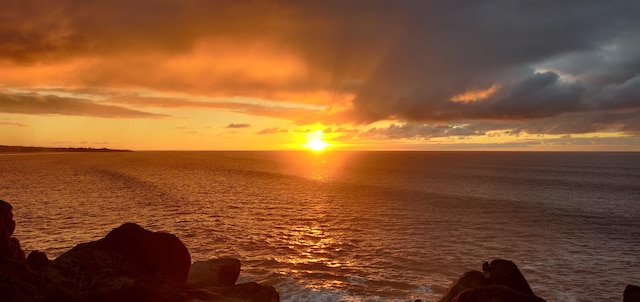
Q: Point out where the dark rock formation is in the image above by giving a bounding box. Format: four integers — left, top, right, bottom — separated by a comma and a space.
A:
41, 223, 191, 302
484, 259, 535, 296
451, 285, 546, 302
439, 259, 545, 302
187, 257, 241, 288
0, 200, 25, 262
625, 284, 640, 302
102, 222, 192, 287
440, 271, 490, 302
180, 282, 280, 302
0, 258, 44, 302
0, 200, 280, 302
183, 257, 278, 301
25, 251, 51, 273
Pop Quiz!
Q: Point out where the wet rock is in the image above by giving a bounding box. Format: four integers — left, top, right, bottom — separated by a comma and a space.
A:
187, 257, 241, 288
439, 271, 490, 302
484, 259, 535, 296
0, 258, 45, 302
102, 222, 192, 286
26, 250, 51, 272
41, 223, 191, 302
0, 200, 26, 262
180, 282, 279, 302
0, 201, 279, 301
439, 259, 545, 302
451, 285, 546, 302
625, 284, 640, 302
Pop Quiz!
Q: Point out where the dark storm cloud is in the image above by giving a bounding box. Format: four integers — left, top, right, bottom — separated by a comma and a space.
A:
328, 1, 640, 128
1, 1, 639, 135
341, 107, 640, 142
0, 92, 166, 118
360, 124, 484, 140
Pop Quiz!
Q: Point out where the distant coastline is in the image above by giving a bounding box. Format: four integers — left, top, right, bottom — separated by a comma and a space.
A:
0, 145, 132, 153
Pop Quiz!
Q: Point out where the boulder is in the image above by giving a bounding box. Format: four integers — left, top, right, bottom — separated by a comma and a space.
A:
180, 282, 279, 302
187, 258, 241, 288
439, 259, 545, 302
26, 250, 51, 272
484, 259, 535, 296
0, 258, 45, 302
451, 285, 546, 302
625, 284, 640, 302
439, 270, 490, 302
102, 222, 192, 285
0, 200, 25, 262
41, 223, 191, 302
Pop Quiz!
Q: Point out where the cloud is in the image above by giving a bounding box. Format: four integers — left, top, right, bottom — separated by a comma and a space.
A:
350, 123, 484, 141
0, 118, 27, 127
0, 121, 27, 127
1, 1, 639, 138
0, 92, 166, 118
106, 95, 322, 120
257, 128, 288, 135
226, 123, 250, 129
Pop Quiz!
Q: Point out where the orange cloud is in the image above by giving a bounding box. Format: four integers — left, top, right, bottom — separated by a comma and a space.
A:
0, 91, 166, 118
104, 94, 322, 121
451, 84, 500, 103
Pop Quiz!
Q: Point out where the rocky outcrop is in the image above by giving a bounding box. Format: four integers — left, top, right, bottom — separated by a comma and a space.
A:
0, 200, 279, 302
180, 282, 280, 302
440, 259, 546, 302
187, 258, 242, 288
0, 200, 25, 262
625, 284, 640, 302
182, 257, 279, 302
25, 251, 51, 273
40, 223, 192, 302
0, 200, 36, 301
0, 258, 44, 302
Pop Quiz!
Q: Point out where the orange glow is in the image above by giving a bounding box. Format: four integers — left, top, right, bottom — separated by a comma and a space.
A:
303, 130, 330, 152
451, 84, 499, 103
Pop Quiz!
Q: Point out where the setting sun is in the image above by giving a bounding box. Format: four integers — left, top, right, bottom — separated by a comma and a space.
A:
303, 130, 330, 151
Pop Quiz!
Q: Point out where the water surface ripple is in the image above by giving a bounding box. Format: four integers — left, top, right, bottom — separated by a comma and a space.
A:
1, 151, 639, 301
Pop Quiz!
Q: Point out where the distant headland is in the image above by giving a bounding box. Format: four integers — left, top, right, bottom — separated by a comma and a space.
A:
0, 145, 132, 153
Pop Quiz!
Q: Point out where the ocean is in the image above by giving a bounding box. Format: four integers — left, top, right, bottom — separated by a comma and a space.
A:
1, 151, 639, 301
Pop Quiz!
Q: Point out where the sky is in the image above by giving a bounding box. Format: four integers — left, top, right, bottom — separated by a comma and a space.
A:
1, 0, 640, 151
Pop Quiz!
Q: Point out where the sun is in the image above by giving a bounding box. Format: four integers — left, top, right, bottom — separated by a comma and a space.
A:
303, 130, 330, 151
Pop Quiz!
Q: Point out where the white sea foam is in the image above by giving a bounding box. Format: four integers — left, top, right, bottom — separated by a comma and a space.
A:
347, 275, 369, 284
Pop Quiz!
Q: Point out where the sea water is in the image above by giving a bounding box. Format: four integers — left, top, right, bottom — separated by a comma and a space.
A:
1, 151, 639, 301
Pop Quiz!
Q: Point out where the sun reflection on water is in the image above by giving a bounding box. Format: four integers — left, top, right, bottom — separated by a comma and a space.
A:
281, 151, 353, 183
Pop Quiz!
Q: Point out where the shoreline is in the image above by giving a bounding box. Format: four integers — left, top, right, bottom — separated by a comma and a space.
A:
0, 145, 132, 154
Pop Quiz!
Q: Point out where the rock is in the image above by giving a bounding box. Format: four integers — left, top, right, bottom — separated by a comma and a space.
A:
439, 259, 545, 302
625, 284, 640, 302
484, 259, 535, 296
451, 285, 546, 302
187, 258, 242, 288
180, 282, 280, 302
0, 258, 45, 302
439, 270, 490, 302
0, 202, 279, 302
26, 250, 51, 272
102, 222, 192, 286
0, 200, 26, 262
41, 223, 191, 302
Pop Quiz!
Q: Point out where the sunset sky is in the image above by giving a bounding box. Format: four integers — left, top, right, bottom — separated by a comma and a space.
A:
1, 1, 640, 150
